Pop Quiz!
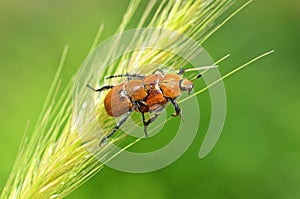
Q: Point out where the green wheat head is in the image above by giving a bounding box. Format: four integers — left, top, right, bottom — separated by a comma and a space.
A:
1, 0, 273, 198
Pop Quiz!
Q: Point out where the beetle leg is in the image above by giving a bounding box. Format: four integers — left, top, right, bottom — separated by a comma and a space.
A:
152, 69, 165, 75
87, 84, 113, 92
141, 112, 148, 137
100, 109, 133, 146
144, 106, 165, 137
135, 102, 148, 137
169, 98, 184, 121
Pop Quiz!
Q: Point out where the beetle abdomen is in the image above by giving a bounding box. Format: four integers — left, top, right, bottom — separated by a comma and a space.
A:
104, 83, 133, 117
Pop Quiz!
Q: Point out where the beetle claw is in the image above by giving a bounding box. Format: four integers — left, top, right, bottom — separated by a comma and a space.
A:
172, 112, 185, 122
144, 126, 149, 138
181, 116, 185, 122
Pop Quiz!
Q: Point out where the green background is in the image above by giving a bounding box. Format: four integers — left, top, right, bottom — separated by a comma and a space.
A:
0, 0, 299, 198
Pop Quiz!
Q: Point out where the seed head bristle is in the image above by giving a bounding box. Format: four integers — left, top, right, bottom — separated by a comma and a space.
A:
1, 1, 254, 198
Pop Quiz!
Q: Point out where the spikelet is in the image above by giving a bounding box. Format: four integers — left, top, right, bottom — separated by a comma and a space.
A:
1, 1, 272, 198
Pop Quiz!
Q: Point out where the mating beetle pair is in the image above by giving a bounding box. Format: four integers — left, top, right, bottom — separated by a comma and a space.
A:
88, 67, 205, 146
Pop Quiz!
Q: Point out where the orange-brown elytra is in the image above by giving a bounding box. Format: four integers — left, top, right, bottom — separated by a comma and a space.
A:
87, 66, 215, 146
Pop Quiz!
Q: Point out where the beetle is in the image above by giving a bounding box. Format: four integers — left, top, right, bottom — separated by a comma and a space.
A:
88, 67, 213, 146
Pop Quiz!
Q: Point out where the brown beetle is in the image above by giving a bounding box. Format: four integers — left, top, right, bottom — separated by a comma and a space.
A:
88, 67, 207, 145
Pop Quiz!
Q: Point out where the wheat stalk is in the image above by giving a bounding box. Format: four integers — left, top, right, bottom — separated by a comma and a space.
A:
0, 0, 272, 198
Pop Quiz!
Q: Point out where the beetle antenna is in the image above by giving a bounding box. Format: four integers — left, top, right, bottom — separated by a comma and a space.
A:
87, 84, 114, 92
190, 74, 202, 82
87, 84, 97, 91
188, 65, 218, 82
189, 54, 231, 80
106, 73, 145, 79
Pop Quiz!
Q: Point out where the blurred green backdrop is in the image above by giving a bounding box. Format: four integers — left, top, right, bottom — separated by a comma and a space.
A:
0, 0, 299, 198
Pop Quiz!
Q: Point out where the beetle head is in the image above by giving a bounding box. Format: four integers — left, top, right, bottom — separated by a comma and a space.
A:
179, 79, 194, 95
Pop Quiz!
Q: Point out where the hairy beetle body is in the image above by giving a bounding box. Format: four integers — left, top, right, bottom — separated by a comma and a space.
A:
88, 68, 196, 145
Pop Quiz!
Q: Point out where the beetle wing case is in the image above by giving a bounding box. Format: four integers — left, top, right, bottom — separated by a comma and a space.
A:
104, 83, 133, 117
